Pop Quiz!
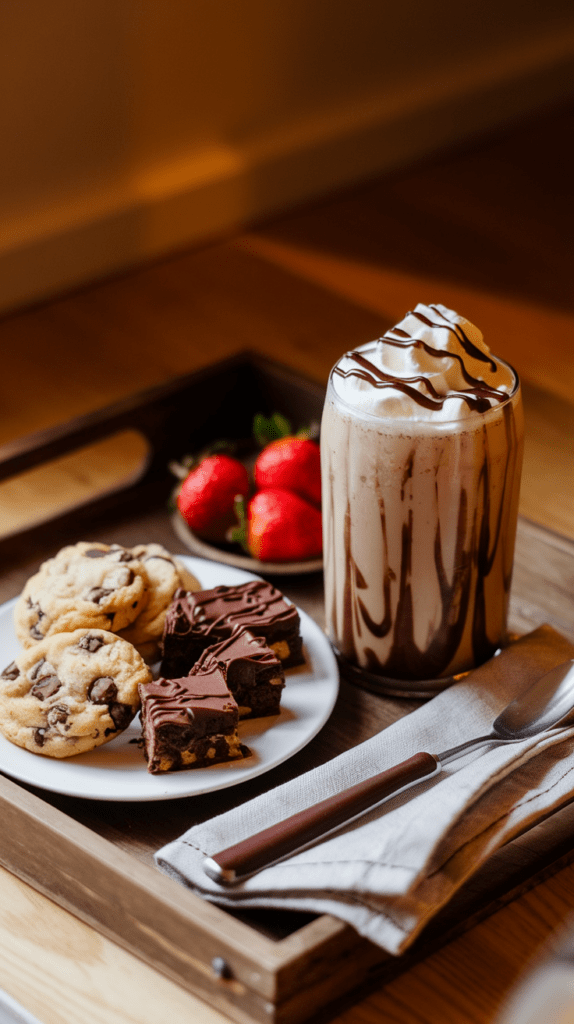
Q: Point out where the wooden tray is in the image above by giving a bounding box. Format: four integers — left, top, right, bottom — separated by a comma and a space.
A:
1, 352, 574, 1024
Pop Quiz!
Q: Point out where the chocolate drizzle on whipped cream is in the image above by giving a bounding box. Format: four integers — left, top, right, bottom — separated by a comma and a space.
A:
334, 305, 512, 414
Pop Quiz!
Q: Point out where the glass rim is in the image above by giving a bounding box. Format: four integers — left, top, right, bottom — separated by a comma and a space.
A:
326, 353, 521, 428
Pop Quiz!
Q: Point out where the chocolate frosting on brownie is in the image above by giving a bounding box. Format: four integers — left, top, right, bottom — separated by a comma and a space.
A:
189, 581, 299, 636
194, 628, 285, 718
161, 581, 303, 678
142, 668, 237, 736
196, 627, 282, 672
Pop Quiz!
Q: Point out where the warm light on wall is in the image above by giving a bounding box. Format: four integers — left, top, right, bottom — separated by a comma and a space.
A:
1, 0, 574, 312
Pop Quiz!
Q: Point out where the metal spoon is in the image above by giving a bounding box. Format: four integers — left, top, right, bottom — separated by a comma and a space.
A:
204, 659, 574, 884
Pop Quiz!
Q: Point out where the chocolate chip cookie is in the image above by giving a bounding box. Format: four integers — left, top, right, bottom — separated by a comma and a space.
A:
14, 542, 148, 648
0, 628, 151, 757
118, 543, 200, 655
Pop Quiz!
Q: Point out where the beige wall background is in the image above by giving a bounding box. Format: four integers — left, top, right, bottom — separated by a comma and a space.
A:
2, 0, 574, 315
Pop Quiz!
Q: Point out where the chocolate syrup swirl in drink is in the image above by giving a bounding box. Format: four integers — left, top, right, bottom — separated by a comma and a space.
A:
321, 304, 524, 691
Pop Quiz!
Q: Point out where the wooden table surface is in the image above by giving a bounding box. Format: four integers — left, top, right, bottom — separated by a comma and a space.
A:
1, 101, 574, 1024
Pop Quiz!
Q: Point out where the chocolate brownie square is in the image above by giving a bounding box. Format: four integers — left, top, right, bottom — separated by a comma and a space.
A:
195, 628, 285, 718
159, 589, 208, 678
138, 665, 248, 773
160, 581, 303, 679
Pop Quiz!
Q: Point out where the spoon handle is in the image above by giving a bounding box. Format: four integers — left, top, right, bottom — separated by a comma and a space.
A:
203, 750, 440, 884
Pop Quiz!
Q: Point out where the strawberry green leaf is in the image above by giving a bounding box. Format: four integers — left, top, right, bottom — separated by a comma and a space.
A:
253, 412, 292, 447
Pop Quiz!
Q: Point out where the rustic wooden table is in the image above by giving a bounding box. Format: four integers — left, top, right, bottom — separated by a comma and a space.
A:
0, 102, 573, 1024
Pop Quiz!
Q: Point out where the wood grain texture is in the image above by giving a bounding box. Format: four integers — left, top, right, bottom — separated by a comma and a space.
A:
0, 102, 574, 1024
0, 864, 232, 1024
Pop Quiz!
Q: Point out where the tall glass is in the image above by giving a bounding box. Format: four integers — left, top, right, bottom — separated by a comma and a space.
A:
321, 351, 524, 696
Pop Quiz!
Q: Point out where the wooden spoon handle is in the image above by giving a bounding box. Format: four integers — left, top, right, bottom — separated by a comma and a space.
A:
203, 750, 440, 884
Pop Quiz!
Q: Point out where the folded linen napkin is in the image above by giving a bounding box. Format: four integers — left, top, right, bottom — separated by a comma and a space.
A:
156, 626, 574, 955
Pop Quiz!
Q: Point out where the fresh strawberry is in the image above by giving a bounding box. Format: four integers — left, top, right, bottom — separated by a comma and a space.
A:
177, 454, 250, 542
254, 437, 321, 507
242, 488, 322, 562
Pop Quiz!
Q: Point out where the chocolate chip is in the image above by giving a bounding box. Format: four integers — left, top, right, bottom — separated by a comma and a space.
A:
1, 661, 19, 680
88, 677, 118, 703
29, 660, 61, 699
29, 658, 55, 681
27, 599, 45, 640
85, 544, 132, 563
76, 633, 105, 653
47, 705, 69, 726
31, 674, 61, 700
106, 703, 133, 733
34, 728, 46, 747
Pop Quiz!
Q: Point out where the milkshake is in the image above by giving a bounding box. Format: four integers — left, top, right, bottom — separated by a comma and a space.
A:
321, 303, 524, 694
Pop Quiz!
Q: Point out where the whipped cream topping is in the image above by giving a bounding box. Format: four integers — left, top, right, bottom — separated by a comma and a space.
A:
331, 303, 517, 421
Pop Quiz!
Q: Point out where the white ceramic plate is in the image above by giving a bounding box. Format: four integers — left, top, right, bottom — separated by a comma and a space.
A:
172, 511, 323, 575
0, 557, 338, 801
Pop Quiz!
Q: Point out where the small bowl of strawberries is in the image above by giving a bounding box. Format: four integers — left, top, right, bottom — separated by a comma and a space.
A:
170, 413, 323, 574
